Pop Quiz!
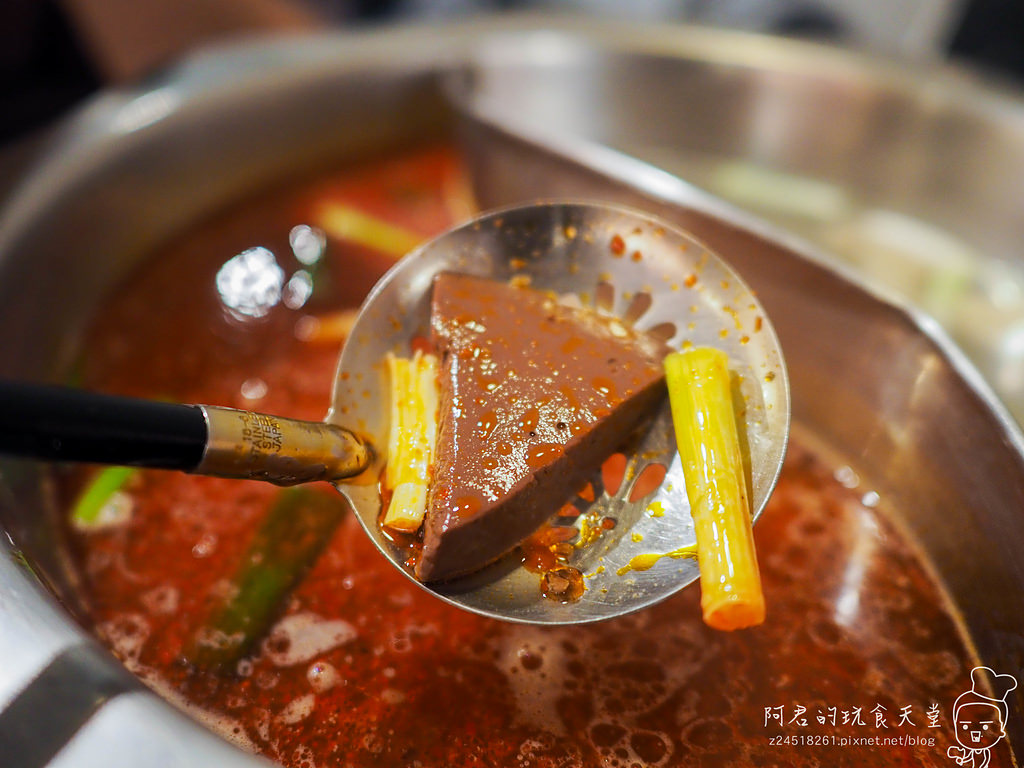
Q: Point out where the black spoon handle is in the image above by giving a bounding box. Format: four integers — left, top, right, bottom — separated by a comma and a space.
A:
0, 381, 370, 485
0, 380, 206, 470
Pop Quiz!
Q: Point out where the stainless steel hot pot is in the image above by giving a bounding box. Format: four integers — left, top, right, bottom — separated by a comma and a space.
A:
0, 18, 1022, 766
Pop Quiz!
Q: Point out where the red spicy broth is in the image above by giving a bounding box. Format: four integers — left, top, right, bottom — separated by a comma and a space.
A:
61, 145, 1008, 768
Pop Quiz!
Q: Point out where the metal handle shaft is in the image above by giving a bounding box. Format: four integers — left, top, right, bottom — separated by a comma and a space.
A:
196, 406, 371, 485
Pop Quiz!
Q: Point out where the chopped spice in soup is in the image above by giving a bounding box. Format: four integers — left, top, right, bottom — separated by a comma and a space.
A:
62, 145, 1008, 768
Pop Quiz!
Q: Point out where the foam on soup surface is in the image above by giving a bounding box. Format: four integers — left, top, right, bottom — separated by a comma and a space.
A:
61, 145, 1008, 768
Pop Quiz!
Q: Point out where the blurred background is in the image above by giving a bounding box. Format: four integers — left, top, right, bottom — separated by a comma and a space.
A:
2, 0, 1023, 146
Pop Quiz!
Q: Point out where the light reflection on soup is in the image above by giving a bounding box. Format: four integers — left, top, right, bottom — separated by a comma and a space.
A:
61, 145, 1007, 768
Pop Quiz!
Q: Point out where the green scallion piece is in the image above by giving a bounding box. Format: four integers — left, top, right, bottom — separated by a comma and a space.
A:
186, 486, 347, 671
71, 466, 136, 529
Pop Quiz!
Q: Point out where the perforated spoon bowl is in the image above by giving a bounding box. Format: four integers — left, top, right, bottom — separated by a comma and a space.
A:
0, 201, 787, 624
329, 200, 789, 624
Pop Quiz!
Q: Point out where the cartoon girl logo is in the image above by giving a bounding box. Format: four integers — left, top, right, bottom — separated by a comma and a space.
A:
947, 666, 1018, 767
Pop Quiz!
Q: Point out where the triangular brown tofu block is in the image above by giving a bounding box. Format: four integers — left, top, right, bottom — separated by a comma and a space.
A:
416, 273, 668, 582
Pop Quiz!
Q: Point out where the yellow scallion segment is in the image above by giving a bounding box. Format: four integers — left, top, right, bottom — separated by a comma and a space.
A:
296, 309, 359, 344
317, 204, 422, 258
665, 347, 765, 631
383, 351, 439, 532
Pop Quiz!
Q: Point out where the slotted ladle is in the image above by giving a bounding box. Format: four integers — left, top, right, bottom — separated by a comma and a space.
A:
0, 201, 788, 624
